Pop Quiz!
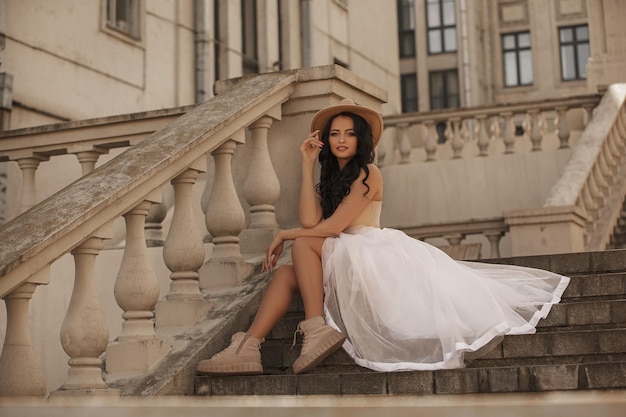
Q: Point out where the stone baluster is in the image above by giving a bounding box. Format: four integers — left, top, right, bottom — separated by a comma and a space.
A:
476, 115, 490, 157
396, 123, 412, 164
57, 227, 118, 394
593, 162, 609, 196
582, 103, 595, 126
607, 127, 623, 165
201, 132, 253, 288
586, 168, 604, 207
582, 182, 599, 220
75, 150, 104, 175
483, 231, 503, 258
106, 196, 170, 374
450, 118, 464, 159
0, 267, 50, 396
597, 147, 616, 183
424, 121, 438, 161
501, 112, 515, 154
241, 115, 281, 254
528, 110, 543, 151
555, 106, 570, 149
16, 156, 48, 214
156, 161, 209, 328
444, 233, 463, 246
145, 194, 168, 247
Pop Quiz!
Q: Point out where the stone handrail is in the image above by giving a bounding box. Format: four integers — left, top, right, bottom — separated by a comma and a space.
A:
381, 93, 601, 164
543, 84, 626, 251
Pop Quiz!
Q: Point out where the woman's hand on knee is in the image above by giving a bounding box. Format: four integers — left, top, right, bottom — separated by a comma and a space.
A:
263, 233, 285, 272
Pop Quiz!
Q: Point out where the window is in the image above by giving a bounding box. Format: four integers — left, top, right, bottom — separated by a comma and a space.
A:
426, 0, 456, 54
559, 25, 589, 81
106, 0, 140, 39
401, 73, 418, 113
502, 32, 533, 87
430, 70, 458, 143
429, 69, 459, 109
398, 0, 416, 58
242, 0, 259, 75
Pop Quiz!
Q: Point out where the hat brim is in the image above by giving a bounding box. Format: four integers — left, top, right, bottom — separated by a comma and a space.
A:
310, 101, 384, 148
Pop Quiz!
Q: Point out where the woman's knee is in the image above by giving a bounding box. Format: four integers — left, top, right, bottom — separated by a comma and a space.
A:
273, 265, 298, 291
292, 236, 324, 256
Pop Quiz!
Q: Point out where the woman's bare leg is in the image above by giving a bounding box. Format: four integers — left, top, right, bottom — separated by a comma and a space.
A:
247, 265, 299, 339
246, 236, 326, 338
291, 236, 325, 320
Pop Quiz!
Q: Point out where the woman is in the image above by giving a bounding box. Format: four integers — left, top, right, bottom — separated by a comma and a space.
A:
196, 99, 570, 375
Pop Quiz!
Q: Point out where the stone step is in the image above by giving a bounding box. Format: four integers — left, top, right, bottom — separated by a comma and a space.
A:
561, 272, 626, 301
195, 361, 626, 396
259, 328, 626, 370
268, 298, 626, 343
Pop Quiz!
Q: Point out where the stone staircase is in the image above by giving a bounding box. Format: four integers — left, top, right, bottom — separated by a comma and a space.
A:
195, 249, 626, 396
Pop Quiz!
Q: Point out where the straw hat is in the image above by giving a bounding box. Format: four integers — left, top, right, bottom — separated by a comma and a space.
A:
310, 99, 384, 147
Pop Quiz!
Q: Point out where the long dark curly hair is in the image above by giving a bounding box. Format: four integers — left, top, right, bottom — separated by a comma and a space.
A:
316, 112, 376, 218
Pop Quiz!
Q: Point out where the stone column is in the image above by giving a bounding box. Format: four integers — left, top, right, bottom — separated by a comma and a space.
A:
0, 268, 49, 396
200, 131, 253, 288
106, 197, 171, 375
240, 115, 281, 254
156, 159, 210, 327
56, 226, 119, 395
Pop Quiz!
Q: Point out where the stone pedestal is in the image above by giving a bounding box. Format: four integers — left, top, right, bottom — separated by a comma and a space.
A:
504, 205, 588, 256
105, 339, 171, 374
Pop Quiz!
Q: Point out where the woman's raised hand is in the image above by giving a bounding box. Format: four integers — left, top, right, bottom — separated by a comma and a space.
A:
300, 130, 323, 166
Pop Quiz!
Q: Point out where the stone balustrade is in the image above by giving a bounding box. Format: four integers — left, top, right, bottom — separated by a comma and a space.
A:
505, 84, 626, 255
399, 217, 507, 259
0, 69, 300, 397
380, 94, 601, 165
0, 65, 391, 397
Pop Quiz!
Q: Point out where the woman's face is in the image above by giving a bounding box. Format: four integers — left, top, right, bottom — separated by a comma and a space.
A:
328, 115, 357, 168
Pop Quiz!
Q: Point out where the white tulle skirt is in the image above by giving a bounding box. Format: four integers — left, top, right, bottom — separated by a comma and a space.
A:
321, 226, 570, 372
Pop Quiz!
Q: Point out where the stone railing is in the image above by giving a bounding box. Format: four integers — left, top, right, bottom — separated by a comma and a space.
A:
0, 107, 192, 217
545, 84, 626, 251
0, 65, 391, 397
400, 217, 508, 259
0, 71, 292, 397
380, 93, 601, 165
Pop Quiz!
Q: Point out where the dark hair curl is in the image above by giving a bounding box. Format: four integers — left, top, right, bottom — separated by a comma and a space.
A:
316, 112, 376, 218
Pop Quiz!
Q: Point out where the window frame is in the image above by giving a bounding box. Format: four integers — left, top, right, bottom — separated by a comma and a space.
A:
558, 24, 590, 81
501, 31, 533, 88
426, 0, 457, 55
401, 73, 418, 113
104, 0, 141, 41
241, 0, 259, 75
398, 0, 416, 58
429, 69, 459, 110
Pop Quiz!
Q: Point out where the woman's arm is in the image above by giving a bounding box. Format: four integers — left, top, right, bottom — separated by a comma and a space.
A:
299, 130, 323, 228
263, 165, 382, 271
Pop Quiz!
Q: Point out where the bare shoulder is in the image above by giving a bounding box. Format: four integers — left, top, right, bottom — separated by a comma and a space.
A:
366, 163, 382, 178
359, 164, 383, 199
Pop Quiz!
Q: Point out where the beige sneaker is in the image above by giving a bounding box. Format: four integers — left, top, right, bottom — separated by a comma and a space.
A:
292, 316, 346, 374
196, 332, 264, 376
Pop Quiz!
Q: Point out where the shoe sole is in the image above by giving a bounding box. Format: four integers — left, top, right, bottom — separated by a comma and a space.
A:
292, 334, 346, 375
196, 363, 263, 376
